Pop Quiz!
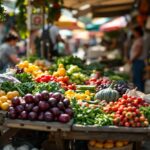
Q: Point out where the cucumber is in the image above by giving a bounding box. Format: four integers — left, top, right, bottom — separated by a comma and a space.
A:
76, 85, 96, 91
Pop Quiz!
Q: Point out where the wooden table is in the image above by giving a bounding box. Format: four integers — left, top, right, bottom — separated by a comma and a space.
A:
1, 120, 150, 150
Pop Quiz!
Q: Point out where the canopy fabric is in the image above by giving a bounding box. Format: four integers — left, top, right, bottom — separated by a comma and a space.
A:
64, 0, 136, 17
54, 15, 85, 30
99, 17, 127, 32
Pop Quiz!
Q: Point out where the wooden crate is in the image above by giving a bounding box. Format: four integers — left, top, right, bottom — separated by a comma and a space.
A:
5, 119, 73, 132
88, 143, 133, 150
0, 111, 7, 125
72, 124, 150, 133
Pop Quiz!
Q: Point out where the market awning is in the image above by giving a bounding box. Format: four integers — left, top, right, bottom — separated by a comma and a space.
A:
99, 17, 127, 32
54, 15, 85, 30
63, 0, 136, 17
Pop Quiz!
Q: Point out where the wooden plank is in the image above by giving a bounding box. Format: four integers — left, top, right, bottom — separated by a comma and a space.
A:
61, 131, 150, 141
73, 125, 150, 133
5, 119, 73, 132
0, 128, 19, 147
0, 111, 7, 125
93, 10, 131, 17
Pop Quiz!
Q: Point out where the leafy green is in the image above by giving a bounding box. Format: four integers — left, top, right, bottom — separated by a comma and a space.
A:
0, 81, 36, 96
140, 107, 150, 122
33, 81, 65, 94
71, 99, 112, 126
15, 73, 32, 83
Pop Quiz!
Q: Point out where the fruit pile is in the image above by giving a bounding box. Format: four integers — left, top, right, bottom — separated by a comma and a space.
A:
89, 140, 129, 149
53, 64, 66, 77
103, 94, 149, 127
17, 61, 48, 78
72, 99, 112, 126
98, 82, 129, 96
35, 75, 76, 90
0, 90, 19, 110
8, 91, 73, 123
65, 90, 93, 101
66, 65, 89, 84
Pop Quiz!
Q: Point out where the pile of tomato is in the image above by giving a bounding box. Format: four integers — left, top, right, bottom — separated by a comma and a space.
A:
103, 94, 149, 127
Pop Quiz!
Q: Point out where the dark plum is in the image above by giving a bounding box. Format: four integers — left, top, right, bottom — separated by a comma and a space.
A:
34, 93, 42, 104
48, 97, 57, 107
57, 101, 65, 110
28, 112, 37, 120
41, 90, 49, 100
58, 114, 70, 123
32, 106, 39, 113
51, 92, 62, 102
25, 103, 34, 112
39, 101, 49, 111
44, 111, 54, 122
65, 108, 73, 117
38, 112, 44, 121
63, 98, 70, 107
12, 97, 21, 106
20, 111, 28, 119
49, 92, 53, 98
24, 94, 34, 103
50, 107, 61, 116
15, 105, 24, 113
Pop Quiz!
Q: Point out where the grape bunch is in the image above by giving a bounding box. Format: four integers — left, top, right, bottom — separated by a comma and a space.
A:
97, 84, 109, 91
97, 82, 129, 96
15, 66, 24, 74
113, 83, 129, 96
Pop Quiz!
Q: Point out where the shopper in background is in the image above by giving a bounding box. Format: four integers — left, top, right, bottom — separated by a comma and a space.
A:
129, 26, 146, 92
0, 32, 20, 72
41, 10, 68, 60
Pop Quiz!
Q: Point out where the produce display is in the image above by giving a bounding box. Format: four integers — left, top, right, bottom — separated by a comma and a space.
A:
0, 55, 149, 128
7, 91, 73, 123
103, 94, 149, 127
88, 140, 129, 149
72, 99, 112, 126
0, 90, 19, 110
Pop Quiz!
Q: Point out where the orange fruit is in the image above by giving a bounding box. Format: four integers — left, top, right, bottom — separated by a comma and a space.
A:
0, 90, 6, 97
1, 102, 9, 111
7, 92, 15, 99
0, 96, 8, 103
58, 68, 66, 76
12, 91, 19, 97
89, 140, 96, 146
0, 101, 2, 107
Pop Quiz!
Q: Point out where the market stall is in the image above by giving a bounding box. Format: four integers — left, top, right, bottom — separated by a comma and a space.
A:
0, 56, 149, 150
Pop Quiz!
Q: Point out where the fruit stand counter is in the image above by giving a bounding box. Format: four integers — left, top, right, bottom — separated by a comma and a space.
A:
1, 120, 150, 150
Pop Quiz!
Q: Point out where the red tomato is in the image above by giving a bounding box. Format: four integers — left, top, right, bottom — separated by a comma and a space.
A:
122, 94, 128, 99
136, 122, 141, 127
134, 117, 139, 123
63, 76, 69, 83
57, 76, 64, 82
89, 78, 97, 82
124, 122, 130, 127
139, 116, 145, 122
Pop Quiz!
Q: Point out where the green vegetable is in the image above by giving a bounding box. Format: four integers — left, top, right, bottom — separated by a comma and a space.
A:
140, 107, 150, 122
95, 83, 119, 102
76, 85, 96, 91
33, 82, 64, 94
15, 73, 32, 83
71, 99, 112, 126
0, 81, 36, 96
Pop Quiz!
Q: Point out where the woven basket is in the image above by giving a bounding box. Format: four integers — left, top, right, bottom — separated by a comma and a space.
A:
88, 143, 133, 150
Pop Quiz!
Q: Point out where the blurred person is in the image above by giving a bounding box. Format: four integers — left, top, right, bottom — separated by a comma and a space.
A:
143, 28, 150, 64
0, 32, 20, 72
0, 22, 5, 44
129, 26, 146, 92
40, 10, 68, 60
89, 34, 97, 46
